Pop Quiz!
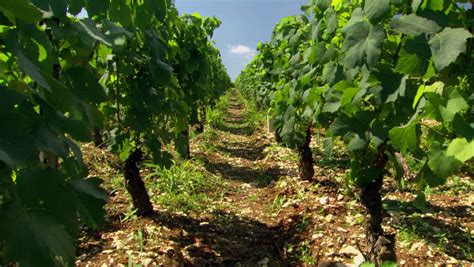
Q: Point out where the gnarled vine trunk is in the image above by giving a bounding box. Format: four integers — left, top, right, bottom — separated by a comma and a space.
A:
298, 126, 314, 181
360, 148, 396, 265
123, 149, 153, 216
93, 127, 105, 148
275, 129, 282, 143
181, 127, 191, 159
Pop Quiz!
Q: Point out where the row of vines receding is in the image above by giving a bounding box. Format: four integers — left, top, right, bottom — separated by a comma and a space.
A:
0, 0, 231, 265
235, 0, 473, 264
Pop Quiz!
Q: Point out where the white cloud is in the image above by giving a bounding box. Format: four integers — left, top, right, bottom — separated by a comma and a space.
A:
228, 44, 256, 59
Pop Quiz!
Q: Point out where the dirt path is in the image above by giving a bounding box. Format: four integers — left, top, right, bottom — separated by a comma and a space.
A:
77, 94, 302, 267
190, 95, 297, 266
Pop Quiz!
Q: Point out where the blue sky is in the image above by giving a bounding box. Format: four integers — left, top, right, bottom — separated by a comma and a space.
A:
175, 0, 307, 80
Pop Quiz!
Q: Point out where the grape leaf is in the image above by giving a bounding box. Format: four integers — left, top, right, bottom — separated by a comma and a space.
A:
390, 14, 441, 36
68, 0, 85, 15
0, 0, 42, 23
31, 0, 68, 18
429, 27, 472, 71
70, 177, 108, 229
389, 121, 419, 153
452, 114, 474, 139
396, 36, 431, 76
2, 209, 75, 267
86, 0, 109, 18
342, 21, 385, 69
147, 0, 168, 21
422, 0, 444, 11
446, 138, 474, 162
17, 168, 78, 235
428, 146, 461, 178
364, 0, 390, 22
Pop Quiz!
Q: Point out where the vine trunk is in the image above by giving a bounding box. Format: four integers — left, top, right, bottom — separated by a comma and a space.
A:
359, 148, 396, 265
298, 126, 314, 181
123, 149, 154, 216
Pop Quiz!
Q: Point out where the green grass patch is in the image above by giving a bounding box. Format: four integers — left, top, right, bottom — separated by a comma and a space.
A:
240, 94, 265, 131
398, 225, 422, 244
145, 160, 225, 213
206, 92, 232, 129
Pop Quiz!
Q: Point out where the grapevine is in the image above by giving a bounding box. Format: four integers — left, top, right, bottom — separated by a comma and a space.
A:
236, 0, 473, 263
0, 0, 230, 265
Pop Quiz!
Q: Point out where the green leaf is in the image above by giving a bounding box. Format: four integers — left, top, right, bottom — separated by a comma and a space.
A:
330, 111, 373, 137
34, 125, 68, 160
16, 51, 75, 112
452, 114, 474, 139
2, 209, 75, 267
416, 165, 445, 187
0, 0, 42, 23
412, 0, 422, 11
0, 87, 38, 167
428, 146, 461, 178
75, 19, 114, 47
429, 27, 472, 71
62, 157, 88, 179
322, 99, 341, 113
70, 177, 107, 229
364, 0, 390, 22
17, 50, 51, 91
108, 0, 132, 26
390, 14, 441, 36
68, 0, 85, 15
446, 88, 469, 114
41, 75, 75, 113
300, 68, 316, 85
389, 121, 419, 153
304, 45, 318, 65
347, 134, 368, 151
311, 20, 321, 43
324, 8, 338, 35
119, 139, 133, 162
422, 0, 444, 11
425, 88, 469, 125
58, 118, 93, 142
372, 66, 405, 104
17, 168, 78, 235
315, 0, 331, 11
147, 0, 168, 21
342, 21, 385, 69
63, 67, 107, 103
333, 81, 359, 106
31, 0, 68, 18
396, 36, 431, 76
446, 138, 474, 163
413, 81, 444, 109
85, 0, 109, 18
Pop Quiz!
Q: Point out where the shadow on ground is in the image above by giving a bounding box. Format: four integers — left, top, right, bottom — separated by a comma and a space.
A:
218, 123, 255, 136
76, 213, 125, 261
200, 158, 285, 187
150, 209, 303, 266
384, 199, 473, 260
216, 143, 269, 161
